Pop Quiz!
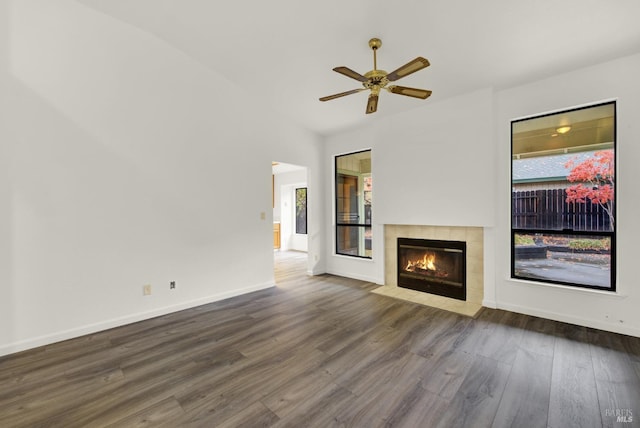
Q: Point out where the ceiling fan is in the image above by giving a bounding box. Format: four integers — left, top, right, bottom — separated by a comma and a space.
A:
319, 38, 432, 114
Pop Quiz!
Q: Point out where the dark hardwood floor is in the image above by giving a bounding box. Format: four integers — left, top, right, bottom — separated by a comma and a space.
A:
1, 251, 639, 427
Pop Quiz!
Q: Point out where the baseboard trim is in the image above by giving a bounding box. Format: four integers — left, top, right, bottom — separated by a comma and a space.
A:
0, 281, 275, 357
325, 269, 382, 285
497, 301, 640, 338
482, 299, 498, 309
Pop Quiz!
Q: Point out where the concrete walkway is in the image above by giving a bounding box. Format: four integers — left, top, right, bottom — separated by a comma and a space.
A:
515, 251, 611, 288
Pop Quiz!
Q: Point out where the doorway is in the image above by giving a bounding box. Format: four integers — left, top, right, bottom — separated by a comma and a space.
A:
272, 161, 309, 273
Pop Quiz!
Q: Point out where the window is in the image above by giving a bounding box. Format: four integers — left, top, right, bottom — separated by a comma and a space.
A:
511, 101, 615, 290
335, 150, 372, 258
295, 187, 307, 235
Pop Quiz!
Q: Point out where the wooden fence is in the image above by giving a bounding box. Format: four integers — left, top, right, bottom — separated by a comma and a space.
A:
512, 189, 612, 231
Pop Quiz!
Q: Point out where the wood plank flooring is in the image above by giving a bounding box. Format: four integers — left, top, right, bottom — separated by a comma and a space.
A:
1, 251, 639, 427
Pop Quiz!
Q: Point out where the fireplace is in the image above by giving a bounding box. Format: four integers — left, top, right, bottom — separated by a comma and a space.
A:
397, 238, 466, 301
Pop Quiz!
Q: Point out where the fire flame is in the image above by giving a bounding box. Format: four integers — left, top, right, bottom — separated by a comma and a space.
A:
406, 253, 436, 272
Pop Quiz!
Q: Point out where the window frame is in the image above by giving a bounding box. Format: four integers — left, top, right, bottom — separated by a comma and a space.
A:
510, 101, 616, 291
295, 187, 307, 235
334, 149, 372, 259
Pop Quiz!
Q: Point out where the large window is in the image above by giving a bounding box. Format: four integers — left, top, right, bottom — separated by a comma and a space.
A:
511, 102, 615, 290
335, 150, 372, 258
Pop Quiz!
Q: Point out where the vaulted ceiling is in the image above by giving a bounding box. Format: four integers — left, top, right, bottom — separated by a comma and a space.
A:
77, 0, 640, 136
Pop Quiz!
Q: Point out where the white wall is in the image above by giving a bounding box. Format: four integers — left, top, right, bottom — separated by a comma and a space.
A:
323, 88, 496, 285
0, 0, 323, 356
494, 53, 640, 337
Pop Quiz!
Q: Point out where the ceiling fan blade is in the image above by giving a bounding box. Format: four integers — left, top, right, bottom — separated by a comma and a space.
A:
386, 57, 430, 82
387, 85, 432, 99
319, 88, 366, 102
366, 94, 379, 114
333, 66, 368, 82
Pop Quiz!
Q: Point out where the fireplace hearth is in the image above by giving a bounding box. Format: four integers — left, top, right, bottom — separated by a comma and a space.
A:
397, 238, 466, 301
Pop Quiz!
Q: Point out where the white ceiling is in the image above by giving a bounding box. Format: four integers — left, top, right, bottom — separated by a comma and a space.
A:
77, 0, 640, 136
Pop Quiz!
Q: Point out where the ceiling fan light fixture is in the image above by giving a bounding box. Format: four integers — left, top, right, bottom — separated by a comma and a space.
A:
319, 38, 431, 114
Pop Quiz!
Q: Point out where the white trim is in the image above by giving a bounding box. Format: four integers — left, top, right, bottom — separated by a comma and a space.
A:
326, 269, 382, 285
482, 299, 498, 309
497, 301, 640, 338
0, 281, 275, 358
508, 277, 625, 297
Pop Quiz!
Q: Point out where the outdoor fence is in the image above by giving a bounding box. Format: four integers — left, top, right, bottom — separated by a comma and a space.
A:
512, 189, 612, 231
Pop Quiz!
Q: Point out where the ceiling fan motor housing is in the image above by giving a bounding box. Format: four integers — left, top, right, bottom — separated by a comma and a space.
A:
364, 70, 388, 92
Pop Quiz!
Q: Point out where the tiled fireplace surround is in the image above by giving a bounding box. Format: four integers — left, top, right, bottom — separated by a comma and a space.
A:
373, 224, 484, 317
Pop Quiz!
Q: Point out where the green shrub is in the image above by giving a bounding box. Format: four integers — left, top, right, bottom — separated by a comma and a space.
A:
514, 234, 535, 246
569, 239, 609, 251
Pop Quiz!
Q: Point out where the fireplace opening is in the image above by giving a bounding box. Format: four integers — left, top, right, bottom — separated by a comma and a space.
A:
397, 238, 466, 301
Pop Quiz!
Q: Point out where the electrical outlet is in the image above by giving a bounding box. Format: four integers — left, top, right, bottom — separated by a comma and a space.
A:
170, 281, 176, 289
260, 211, 266, 220
143, 284, 152, 296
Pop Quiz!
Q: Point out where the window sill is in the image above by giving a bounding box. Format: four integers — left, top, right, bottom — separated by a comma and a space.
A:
509, 277, 626, 298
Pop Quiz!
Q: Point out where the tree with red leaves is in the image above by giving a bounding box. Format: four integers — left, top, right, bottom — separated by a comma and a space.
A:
565, 149, 614, 230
